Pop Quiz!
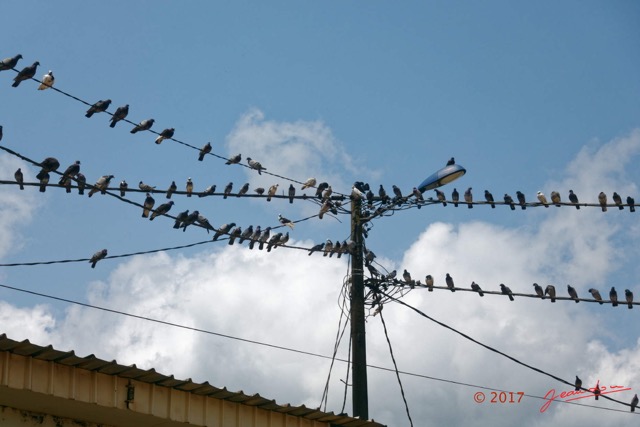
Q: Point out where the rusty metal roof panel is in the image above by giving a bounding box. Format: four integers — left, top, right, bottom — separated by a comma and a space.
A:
0, 334, 386, 427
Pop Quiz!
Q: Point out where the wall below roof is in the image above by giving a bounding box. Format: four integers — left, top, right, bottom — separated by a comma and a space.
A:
0, 405, 113, 427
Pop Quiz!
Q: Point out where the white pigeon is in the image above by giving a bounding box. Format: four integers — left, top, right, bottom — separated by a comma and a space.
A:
38, 70, 54, 90
536, 191, 549, 207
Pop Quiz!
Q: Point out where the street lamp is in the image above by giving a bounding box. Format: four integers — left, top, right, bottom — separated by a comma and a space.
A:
417, 164, 466, 192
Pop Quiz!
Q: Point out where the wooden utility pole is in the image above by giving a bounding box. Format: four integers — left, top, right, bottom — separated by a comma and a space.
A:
350, 197, 368, 419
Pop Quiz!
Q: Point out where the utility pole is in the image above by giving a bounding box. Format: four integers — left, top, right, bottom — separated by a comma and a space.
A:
350, 196, 368, 419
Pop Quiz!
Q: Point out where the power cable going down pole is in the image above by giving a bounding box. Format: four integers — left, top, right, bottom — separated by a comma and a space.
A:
350, 196, 369, 419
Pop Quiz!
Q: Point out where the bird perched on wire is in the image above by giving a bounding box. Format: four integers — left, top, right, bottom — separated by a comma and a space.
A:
452, 188, 459, 207
537, 191, 549, 207
14, 168, 24, 190
471, 282, 484, 296
435, 189, 446, 206
109, 104, 129, 128
627, 196, 636, 212
568, 190, 580, 209
625, 289, 633, 309
197, 214, 214, 234
237, 183, 249, 196
316, 182, 329, 199
150, 201, 174, 221
0, 53, 22, 71
12, 61, 39, 87
37, 70, 54, 90
545, 285, 556, 302
130, 118, 155, 134
89, 249, 108, 269
37, 157, 60, 178
503, 193, 515, 210
575, 376, 582, 391
378, 185, 389, 204
76, 173, 86, 195
516, 191, 526, 210
88, 175, 114, 197
288, 184, 296, 203
533, 283, 544, 299
588, 288, 603, 304
85, 99, 111, 118
322, 185, 332, 200
58, 161, 81, 185
266, 232, 283, 252
155, 128, 174, 144
550, 191, 561, 207
247, 226, 262, 249
445, 273, 455, 292
323, 240, 333, 257
172, 210, 189, 229
141, 193, 155, 218
186, 178, 193, 197
412, 187, 424, 203
247, 157, 266, 174
567, 285, 579, 303
267, 184, 279, 202
278, 214, 295, 229
612, 192, 623, 210
254, 187, 265, 195
351, 185, 364, 200
38, 172, 49, 192
484, 190, 495, 208
228, 226, 242, 245
631, 394, 638, 412
181, 210, 200, 232
500, 284, 514, 301
223, 182, 233, 199
119, 180, 128, 197
425, 275, 434, 292
403, 269, 413, 286
139, 181, 156, 192
594, 382, 601, 400
197, 184, 215, 198
610, 287, 618, 307
464, 188, 473, 209
446, 157, 455, 166
301, 177, 316, 190
197, 142, 212, 161
598, 192, 607, 212
238, 225, 254, 244
392, 185, 403, 205
166, 181, 177, 199
225, 153, 241, 165
213, 222, 235, 241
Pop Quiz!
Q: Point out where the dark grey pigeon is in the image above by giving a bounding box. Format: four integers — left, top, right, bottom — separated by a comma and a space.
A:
85, 99, 111, 118
12, 61, 39, 87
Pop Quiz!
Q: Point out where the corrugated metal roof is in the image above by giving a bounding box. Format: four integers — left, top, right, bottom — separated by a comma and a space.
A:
0, 333, 385, 427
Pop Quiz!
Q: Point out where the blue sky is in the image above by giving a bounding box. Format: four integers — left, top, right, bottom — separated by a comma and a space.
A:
1, 2, 640, 426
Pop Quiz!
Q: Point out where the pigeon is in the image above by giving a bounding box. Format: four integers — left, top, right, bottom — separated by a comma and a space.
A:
446, 157, 455, 166
403, 269, 413, 286
119, 180, 128, 197
366, 190, 374, 208
631, 394, 638, 412
545, 285, 556, 303
14, 168, 24, 190
130, 118, 155, 134
238, 225, 254, 244
351, 185, 364, 200
537, 191, 549, 207
198, 184, 216, 197
38, 157, 60, 177
516, 191, 526, 210
0, 54, 22, 71
323, 240, 333, 257
625, 289, 633, 309
277, 232, 290, 248
155, 128, 174, 144
58, 161, 81, 185
139, 181, 156, 192
567, 285, 579, 303
228, 226, 242, 245
186, 178, 193, 197
575, 376, 582, 391
550, 191, 561, 207
379, 185, 389, 204
12, 61, 39, 87
598, 192, 607, 212
367, 264, 380, 277
464, 187, 473, 208
504, 194, 515, 210
258, 227, 273, 250
247, 157, 266, 174
198, 142, 212, 161
471, 282, 484, 296
588, 288, 603, 304
267, 232, 283, 252
610, 287, 618, 307
89, 249, 108, 269
236, 182, 249, 197
627, 196, 636, 212
278, 214, 295, 229
316, 182, 329, 199
301, 177, 316, 190
413, 187, 424, 203
196, 214, 214, 233
533, 283, 545, 299
484, 190, 495, 208
594, 382, 601, 400
392, 185, 403, 201
452, 188, 459, 207
223, 182, 233, 199
254, 187, 265, 195
38, 171, 49, 192
181, 210, 200, 232
141, 193, 155, 218
435, 189, 446, 206
37, 70, 54, 90
88, 175, 114, 197
213, 222, 236, 241
425, 275, 434, 292
612, 192, 623, 210
568, 190, 580, 209
267, 184, 278, 202
318, 200, 332, 219
500, 284, 514, 301
308, 242, 325, 255
149, 201, 174, 221
60, 175, 73, 193
109, 105, 129, 128
76, 173, 86, 195
166, 181, 177, 199
225, 153, 241, 165
247, 226, 262, 249
85, 99, 111, 118
288, 184, 296, 203
173, 209, 189, 229
333, 240, 342, 258
445, 273, 455, 292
